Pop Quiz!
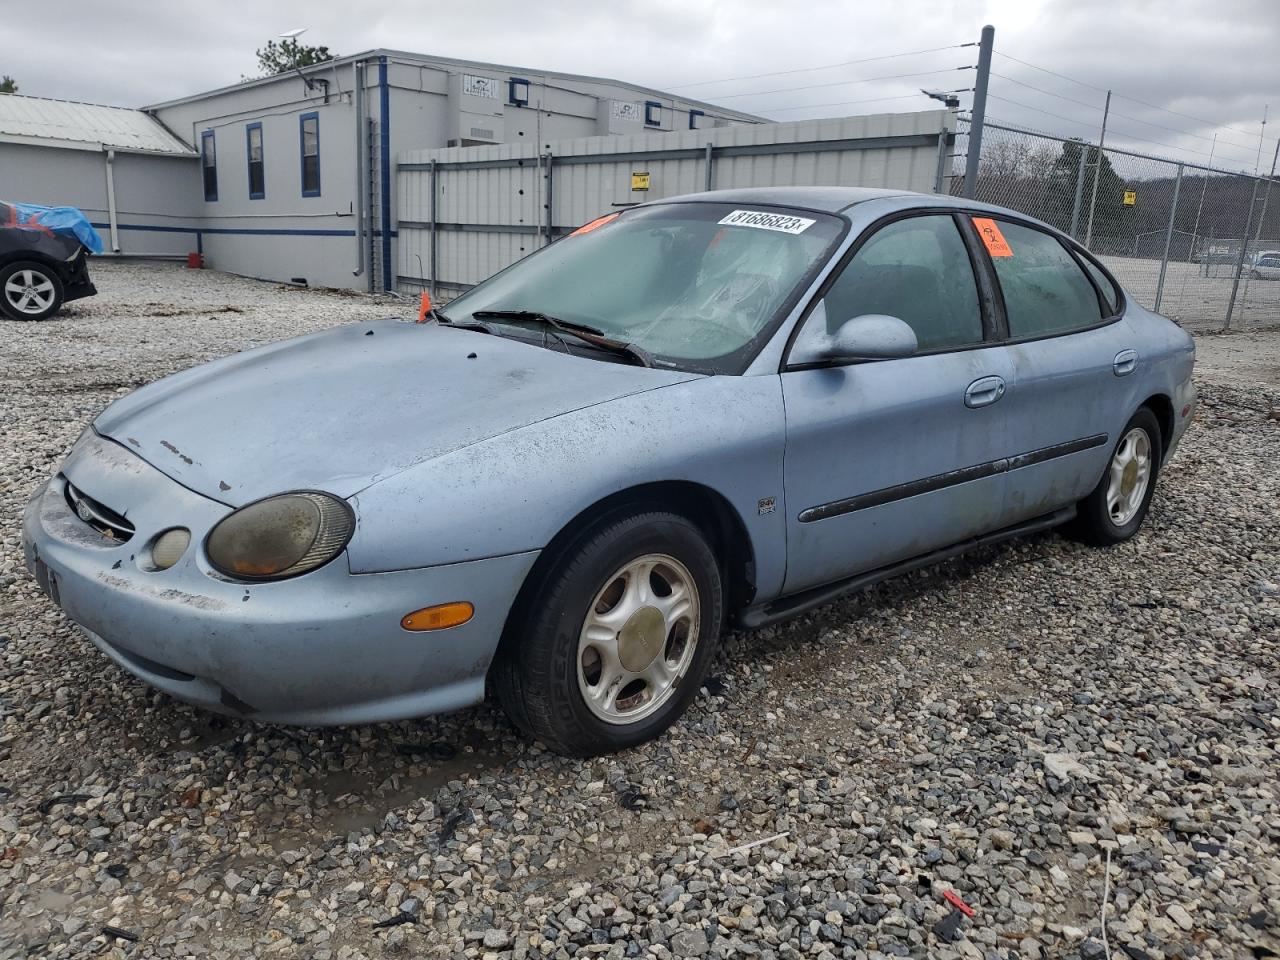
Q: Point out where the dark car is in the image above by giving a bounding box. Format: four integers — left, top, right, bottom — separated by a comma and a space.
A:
1, 202, 98, 321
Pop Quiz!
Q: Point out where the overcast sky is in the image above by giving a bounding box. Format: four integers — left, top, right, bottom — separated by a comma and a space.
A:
6, 0, 1277, 174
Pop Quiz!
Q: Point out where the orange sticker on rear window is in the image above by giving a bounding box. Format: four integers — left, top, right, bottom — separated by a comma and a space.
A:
972, 217, 1013, 257
569, 213, 619, 237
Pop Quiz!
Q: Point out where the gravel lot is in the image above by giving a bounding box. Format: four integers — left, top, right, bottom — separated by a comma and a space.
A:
2, 261, 1277, 960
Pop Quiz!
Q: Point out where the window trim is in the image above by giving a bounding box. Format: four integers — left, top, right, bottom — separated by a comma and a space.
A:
967, 214, 1125, 347
780, 207, 999, 372
299, 111, 321, 198
200, 129, 217, 202
245, 121, 265, 201
508, 77, 530, 106
688, 109, 704, 130
644, 100, 662, 127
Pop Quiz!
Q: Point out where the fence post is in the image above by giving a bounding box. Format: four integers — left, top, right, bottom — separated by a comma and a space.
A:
961, 24, 994, 199
544, 151, 555, 245
1069, 145, 1088, 238
1225, 179, 1260, 330
1154, 163, 1183, 314
428, 159, 438, 300
704, 142, 715, 191
1084, 90, 1111, 249
933, 127, 949, 194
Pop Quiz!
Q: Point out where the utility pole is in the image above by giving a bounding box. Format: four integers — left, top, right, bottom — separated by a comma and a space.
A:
1084, 89, 1111, 250
962, 24, 994, 200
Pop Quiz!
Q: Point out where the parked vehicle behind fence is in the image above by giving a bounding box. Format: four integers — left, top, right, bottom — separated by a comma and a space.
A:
23, 187, 1195, 756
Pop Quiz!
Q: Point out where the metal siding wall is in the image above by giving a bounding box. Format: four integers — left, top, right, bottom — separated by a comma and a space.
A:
396, 110, 951, 296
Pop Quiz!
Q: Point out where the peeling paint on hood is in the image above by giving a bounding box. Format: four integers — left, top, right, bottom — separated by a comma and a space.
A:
94, 320, 697, 506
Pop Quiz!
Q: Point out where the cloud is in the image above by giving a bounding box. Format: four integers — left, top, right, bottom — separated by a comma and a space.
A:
6, 0, 1275, 172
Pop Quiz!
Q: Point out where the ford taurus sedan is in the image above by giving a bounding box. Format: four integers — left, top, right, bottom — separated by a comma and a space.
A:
23, 187, 1196, 756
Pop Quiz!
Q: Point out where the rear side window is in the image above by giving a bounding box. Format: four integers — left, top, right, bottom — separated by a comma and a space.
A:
822, 214, 983, 352
986, 220, 1103, 338
1078, 254, 1119, 315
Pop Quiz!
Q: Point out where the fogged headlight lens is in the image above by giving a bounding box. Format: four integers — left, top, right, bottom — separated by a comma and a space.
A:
205, 492, 354, 580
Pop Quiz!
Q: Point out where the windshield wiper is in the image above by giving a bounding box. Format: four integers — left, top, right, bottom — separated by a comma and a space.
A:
471, 310, 653, 367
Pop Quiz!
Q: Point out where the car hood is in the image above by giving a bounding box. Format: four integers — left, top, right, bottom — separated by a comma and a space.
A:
94, 319, 698, 506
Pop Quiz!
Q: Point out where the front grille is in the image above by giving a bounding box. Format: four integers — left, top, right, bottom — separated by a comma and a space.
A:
64, 479, 135, 543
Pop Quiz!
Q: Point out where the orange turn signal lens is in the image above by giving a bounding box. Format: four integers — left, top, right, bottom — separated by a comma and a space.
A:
400, 601, 474, 632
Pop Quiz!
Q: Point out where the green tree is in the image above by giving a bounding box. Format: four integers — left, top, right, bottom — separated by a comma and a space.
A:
254, 38, 336, 77
0, 76, 18, 94
1039, 139, 1130, 247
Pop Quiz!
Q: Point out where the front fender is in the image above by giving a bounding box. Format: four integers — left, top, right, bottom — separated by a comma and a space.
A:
347, 375, 789, 599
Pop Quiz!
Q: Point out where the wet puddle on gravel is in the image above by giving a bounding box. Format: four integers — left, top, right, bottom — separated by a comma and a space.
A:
273, 737, 511, 843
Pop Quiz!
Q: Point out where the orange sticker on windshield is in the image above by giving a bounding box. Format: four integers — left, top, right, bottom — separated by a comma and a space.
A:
972, 217, 1013, 257
569, 213, 619, 237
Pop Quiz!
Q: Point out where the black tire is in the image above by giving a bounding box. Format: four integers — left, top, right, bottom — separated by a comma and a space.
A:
493, 510, 724, 757
0, 260, 64, 321
1065, 408, 1162, 547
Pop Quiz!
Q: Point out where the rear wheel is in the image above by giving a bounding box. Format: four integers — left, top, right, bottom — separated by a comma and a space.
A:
493, 510, 723, 756
0, 261, 64, 321
1066, 408, 1161, 546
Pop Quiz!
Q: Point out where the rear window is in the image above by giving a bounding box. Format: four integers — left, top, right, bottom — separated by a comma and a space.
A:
985, 220, 1104, 339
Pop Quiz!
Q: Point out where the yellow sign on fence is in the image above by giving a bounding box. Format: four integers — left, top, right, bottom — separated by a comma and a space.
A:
631, 172, 651, 191
1123, 191, 1137, 206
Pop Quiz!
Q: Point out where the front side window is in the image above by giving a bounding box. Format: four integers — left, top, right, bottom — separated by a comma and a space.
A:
444, 203, 846, 374
986, 220, 1104, 338
200, 130, 217, 202
246, 122, 265, 200
300, 113, 320, 197
818, 214, 983, 352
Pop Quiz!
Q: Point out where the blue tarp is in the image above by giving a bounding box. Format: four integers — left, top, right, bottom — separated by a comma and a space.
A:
1, 201, 104, 254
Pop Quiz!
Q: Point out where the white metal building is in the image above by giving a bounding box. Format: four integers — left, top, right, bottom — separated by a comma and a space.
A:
0, 96, 199, 256
1, 50, 764, 290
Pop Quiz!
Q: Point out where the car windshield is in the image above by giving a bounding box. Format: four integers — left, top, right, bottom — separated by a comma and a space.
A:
443, 202, 845, 373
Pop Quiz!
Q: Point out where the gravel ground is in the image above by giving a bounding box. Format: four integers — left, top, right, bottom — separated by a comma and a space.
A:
1, 261, 1277, 960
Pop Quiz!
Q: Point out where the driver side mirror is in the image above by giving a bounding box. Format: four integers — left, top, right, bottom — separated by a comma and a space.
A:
789, 302, 918, 365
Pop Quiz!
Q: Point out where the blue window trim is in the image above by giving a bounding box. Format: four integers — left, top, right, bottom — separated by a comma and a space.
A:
644, 101, 662, 126
299, 112, 321, 198
689, 109, 704, 130
245, 122, 265, 200
200, 129, 217, 202
508, 76, 530, 107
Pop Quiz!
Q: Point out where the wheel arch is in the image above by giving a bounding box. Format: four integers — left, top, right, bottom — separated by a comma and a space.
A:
1139, 393, 1175, 458
493, 480, 758, 666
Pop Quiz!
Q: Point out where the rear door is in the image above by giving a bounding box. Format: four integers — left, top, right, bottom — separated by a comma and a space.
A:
973, 217, 1136, 523
780, 212, 1014, 594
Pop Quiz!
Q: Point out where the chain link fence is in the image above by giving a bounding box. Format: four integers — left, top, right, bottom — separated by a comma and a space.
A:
950, 118, 1280, 331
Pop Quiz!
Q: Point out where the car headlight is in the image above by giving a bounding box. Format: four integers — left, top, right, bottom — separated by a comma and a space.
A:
205, 492, 354, 580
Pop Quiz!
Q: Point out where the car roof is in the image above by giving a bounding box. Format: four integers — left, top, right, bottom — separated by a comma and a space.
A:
645, 186, 1061, 230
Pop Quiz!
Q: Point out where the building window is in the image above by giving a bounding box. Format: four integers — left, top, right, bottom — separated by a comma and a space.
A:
299, 112, 320, 197
644, 101, 662, 126
200, 130, 217, 202
508, 77, 530, 107
689, 109, 704, 130
246, 122, 265, 200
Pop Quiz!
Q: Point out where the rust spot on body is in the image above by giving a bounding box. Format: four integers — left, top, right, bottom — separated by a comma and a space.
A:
160, 440, 194, 465
219, 481, 231, 492
126, 437, 141, 448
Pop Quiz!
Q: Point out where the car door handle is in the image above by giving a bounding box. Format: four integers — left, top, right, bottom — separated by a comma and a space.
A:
1113, 349, 1138, 376
964, 375, 1006, 409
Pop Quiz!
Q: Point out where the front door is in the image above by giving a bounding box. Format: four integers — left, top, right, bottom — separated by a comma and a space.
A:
780, 212, 1014, 595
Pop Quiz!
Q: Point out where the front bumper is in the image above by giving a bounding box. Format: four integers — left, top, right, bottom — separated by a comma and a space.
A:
22, 432, 537, 725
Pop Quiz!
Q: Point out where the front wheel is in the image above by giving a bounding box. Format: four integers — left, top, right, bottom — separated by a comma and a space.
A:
493, 510, 723, 757
1066, 408, 1161, 546
0, 261, 64, 321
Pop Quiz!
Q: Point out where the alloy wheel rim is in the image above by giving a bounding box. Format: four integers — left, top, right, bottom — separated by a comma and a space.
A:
4, 269, 56, 315
1106, 427, 1152, 526
577, 553, 700, 725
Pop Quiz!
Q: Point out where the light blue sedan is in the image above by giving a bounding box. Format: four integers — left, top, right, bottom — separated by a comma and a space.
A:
22, 187, 1196, 756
